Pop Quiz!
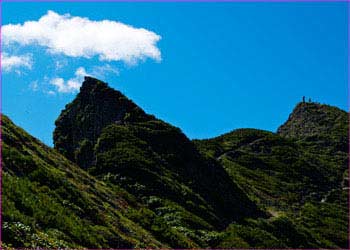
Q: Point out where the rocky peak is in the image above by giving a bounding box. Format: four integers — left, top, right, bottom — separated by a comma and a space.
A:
53, 76, 152, 165
277, 102, 348, 152
81, 76, 106, 91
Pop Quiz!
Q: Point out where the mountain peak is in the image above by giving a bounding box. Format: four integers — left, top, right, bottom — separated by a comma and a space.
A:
277, 101, 348, 151
53, 77, 152, 163
80, 76, 108, 92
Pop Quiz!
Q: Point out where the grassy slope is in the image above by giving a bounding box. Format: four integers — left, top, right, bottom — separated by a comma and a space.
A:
3, 97, 348, 248
1, 114, 256, 248
194, 102, 349, 248
2, 114, 166, 248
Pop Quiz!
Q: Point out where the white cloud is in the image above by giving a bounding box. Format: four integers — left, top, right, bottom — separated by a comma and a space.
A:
91, 64, 119, 79
1, 53, 33, 72
3, 10, 161, 64
55, 59, 68, 70
50, 66, 88, 93
29, 80, 39, 91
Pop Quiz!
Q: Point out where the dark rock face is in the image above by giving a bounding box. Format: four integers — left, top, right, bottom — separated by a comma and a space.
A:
53, 76, 152, 163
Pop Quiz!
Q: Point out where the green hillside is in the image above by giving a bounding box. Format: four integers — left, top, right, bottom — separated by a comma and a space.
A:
2, 114, 166, 248
2, 77, 348, 248
195, 102, 349, 248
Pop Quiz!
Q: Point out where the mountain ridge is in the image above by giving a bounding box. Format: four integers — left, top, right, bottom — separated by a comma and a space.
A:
53, 76, 265, 230
3, 76, 349, 248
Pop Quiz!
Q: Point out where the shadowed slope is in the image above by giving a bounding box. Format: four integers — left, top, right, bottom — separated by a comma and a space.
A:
53, 77, 264, 231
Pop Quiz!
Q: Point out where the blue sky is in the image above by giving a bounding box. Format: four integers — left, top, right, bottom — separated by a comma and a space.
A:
2, 2, 348, 146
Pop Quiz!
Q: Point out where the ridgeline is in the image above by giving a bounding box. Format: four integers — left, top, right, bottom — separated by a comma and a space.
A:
3, 77, 348, 248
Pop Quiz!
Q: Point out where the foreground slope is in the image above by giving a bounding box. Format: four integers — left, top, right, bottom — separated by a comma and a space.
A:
2, 114, 165, 248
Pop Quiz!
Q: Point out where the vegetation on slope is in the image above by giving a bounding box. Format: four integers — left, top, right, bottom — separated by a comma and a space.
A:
53, 77, 264, 231
195, 102, 349, 248
2, 114, 165, 248
3, 77, 348, 248
278, 102, 348, 152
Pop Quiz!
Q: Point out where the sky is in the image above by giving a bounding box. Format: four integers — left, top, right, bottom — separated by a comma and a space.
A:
2, 2, 349, 146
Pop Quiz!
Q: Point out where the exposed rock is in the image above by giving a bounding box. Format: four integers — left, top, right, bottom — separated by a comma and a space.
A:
54, 76, 152, 163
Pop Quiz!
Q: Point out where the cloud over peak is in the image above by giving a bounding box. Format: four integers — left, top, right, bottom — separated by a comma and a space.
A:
3, 10, 161, 64
50, 67, 87, 93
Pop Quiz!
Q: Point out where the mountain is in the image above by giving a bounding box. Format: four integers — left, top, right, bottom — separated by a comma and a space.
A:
3, 111, 248, 248
54, 77, 153, 166
195, 101, 349, 248
277, 102, 348, 152
3, 77, 349, 248
53, 77, 264, 229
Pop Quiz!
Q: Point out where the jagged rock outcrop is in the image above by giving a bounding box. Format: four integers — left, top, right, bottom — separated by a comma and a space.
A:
54, 76, 153, 164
